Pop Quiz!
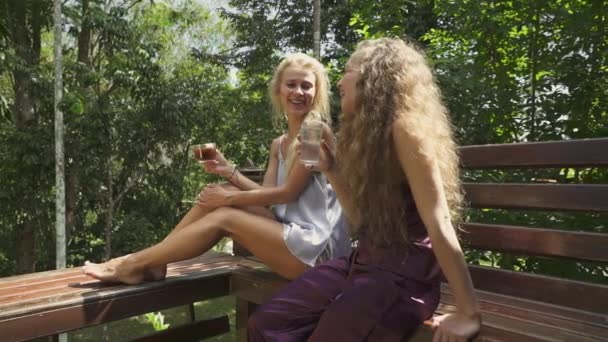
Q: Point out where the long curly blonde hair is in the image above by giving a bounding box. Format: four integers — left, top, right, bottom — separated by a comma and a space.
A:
269, 53, 331, 173
337, 38, 464, 248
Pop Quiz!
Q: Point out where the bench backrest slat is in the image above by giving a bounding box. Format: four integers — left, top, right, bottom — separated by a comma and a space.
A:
468, 266, 608, 314
460, 138, 608, 168
458, 138, 608, 315
464, 183, 608, 212
462, 223, 608, 262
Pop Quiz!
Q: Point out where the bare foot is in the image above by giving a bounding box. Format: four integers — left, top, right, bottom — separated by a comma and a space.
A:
144, 265, 167, 281
82, 255, 145, 285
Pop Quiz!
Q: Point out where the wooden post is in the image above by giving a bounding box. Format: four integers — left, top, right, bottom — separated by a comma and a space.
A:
236, 298, 257, 342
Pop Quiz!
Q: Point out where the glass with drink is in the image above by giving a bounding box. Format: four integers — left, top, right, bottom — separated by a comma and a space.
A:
192, 143, 217, 162
299, 120, 323, 165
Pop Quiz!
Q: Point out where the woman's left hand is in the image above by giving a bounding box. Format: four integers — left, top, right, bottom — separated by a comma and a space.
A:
431, 312, 481, 342
197, 184, 230, 207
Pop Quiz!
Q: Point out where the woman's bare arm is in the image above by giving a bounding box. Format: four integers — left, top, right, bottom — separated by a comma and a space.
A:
392, 118, 479, 320
223, 137, 280, 191
200, 137, 313, 208
317, 125, 358, 226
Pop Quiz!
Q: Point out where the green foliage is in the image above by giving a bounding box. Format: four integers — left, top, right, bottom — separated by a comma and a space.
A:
0, 0, 606, 289
144, 311, 170, 331
69, 297, 236, 341
0, 0, 276, 274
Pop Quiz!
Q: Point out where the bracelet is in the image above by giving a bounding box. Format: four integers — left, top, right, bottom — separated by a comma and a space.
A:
227, 166, 237, 181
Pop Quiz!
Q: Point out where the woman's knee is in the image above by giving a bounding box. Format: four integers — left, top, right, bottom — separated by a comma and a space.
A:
247, 304, 286, 337
220, 182, 240, 192
203, 206, 240, 233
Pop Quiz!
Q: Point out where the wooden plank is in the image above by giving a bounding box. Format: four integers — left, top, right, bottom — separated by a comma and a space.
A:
0, 253, 241, 341
413, 318, 597, 342
431, 302, 604, 341
468, 265, 608, 314
439, 287, 608, 340
0, 272, 231, 341
465, 286, 607, 327
464, 183, 608, 212
0, 254, 239, 311
461, 223, 608, 262
230, 267, 286, 305
131, 315, 230, 342
0, 252, 233, 290
238, 167, 265, 184
460, 138, 608, 169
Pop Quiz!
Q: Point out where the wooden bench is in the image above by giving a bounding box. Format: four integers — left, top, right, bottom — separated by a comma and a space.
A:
0, 252, 238, 341
2, 140, 606, 341
231, 138, 608, 341
0, 168, 266, 342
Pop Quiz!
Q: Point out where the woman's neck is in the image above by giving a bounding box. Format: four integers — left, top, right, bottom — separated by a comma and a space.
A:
285, 113, 304, 140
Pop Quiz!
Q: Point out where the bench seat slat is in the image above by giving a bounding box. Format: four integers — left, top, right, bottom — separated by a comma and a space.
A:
0, 253, 239, 342
464, 183, 608, 212
460, 138, 608, 169
0, 261, 234, 305
0, 255, 238, 312
439, 287, 608, 339
468, 265, 608, 314
434, 302, 604, 342
461, 223, 608, 262
0, 252, 235, 290
0, 274, 231, 341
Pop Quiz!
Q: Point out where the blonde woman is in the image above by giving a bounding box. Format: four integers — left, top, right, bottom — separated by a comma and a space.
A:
83, 53, 351, 284
248, 38, 481, 341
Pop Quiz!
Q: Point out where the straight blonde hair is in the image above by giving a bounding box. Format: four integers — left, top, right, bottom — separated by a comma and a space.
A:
268, 53, 331, 173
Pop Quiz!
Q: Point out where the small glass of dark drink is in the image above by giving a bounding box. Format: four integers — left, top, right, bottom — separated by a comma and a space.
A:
192, 143, 217, 162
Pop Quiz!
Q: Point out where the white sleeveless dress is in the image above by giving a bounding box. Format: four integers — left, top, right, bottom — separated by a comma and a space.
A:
272, 137, 351, 266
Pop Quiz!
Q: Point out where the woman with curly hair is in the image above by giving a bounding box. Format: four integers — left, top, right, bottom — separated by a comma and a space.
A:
248, 38, 481, 341
82, 53, 351, 284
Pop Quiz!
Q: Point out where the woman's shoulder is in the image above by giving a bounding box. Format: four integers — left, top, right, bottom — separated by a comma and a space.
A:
270, 135, 285, 157
392, 116, 426, 148
271, 134, 286, 147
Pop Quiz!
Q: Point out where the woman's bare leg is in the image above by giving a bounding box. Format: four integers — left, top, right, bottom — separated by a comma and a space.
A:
83, 207, 307, 284
143, 183, 274, 280
169, 183, 274, 235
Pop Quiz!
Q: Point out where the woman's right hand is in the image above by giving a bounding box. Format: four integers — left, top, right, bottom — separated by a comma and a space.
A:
200, 149, 234, 178
296, 138, 336, 173
431, 312, 481, 342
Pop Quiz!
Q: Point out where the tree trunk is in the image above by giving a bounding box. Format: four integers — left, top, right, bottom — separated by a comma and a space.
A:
65, 173, 78, 243
313, 0, 321, 59
32, 0, 42, 64
18, 223, 36, 273
10, 0, 40, 273
11, 0, 35, 127
78, 0, 91, 66
54, 0, 66, 270
65, 0, 94, 249
105, 159, 114, 261
528, 2, 540, 140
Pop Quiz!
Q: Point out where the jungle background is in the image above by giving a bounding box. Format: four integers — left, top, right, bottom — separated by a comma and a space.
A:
1, 0, 606, 340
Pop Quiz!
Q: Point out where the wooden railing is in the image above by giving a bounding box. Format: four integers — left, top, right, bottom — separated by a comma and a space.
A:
2, 140, 607, 341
